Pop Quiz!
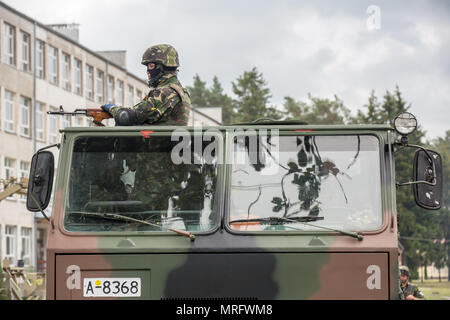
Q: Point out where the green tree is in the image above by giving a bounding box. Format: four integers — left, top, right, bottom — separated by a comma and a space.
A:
351, 87, 413, 125
207, 76, 234, 125
186, 74, 209, 108
353, 90, 384, 124
283, 94, 351, 124
187, 75, 234, 125
432, 131, 450, 209
353, 86, 448, 278
432, 131, 450, 280
231, 67, 281, 123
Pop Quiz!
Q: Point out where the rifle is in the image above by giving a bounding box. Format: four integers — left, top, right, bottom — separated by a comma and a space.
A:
47, 105, 112, 126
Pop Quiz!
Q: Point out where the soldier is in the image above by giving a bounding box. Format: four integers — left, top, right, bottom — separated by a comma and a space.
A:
101, 44, 191, 126
399, 265, 425, 300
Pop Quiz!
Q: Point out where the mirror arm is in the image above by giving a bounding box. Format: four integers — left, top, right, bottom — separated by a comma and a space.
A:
394, 142, 434, 164
395, 142, 434, 162
394, 141, 437, 186
28, 192, 50, 221
37, 143, 60, 153
396, 180, 436, 187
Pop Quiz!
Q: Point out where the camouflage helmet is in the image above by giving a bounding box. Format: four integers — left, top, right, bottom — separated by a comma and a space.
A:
399, 265, 410, 276
141, 44, 179, 68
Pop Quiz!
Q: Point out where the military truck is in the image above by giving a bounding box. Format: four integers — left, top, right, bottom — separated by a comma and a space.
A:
26, 112, 442, 300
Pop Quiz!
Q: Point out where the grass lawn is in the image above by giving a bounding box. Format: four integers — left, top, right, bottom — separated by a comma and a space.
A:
411, 279, 450, 300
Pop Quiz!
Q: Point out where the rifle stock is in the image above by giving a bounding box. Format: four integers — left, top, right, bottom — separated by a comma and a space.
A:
47, 106, 112, 126
85, 109, 112, 126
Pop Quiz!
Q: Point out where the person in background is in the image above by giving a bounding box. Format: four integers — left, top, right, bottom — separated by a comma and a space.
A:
399, 265, 425, 300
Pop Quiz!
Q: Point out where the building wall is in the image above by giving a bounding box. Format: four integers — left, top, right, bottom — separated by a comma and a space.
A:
0, 3, 222, 270
189, 107, 222, 127
417, 265, 449, 280
0, 3, 149, 270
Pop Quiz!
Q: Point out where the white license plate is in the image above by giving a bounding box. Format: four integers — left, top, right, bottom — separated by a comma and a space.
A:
83, 278, 141, 297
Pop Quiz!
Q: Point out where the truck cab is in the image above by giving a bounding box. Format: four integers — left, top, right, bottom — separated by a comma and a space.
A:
26, 114, 442, 299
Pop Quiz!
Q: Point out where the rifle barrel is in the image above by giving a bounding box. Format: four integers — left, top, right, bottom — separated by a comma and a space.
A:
47, 110, 87, 115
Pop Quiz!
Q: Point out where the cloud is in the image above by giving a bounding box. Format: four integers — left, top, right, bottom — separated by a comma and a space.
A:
2, 0, 449, 139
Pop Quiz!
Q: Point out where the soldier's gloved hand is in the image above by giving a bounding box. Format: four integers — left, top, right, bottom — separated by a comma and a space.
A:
101, 103, 116, 114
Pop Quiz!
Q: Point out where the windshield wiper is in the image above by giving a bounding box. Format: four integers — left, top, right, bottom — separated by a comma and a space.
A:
229, 216, 363, 241
280, 216, 363, 241
229, 216, 324, 224
69, 211, 195, 241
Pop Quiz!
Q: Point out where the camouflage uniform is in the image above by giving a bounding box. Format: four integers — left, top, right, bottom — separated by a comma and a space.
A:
401, 283, 425, 299
399, 266, 425, 300
109, 44, 191, 126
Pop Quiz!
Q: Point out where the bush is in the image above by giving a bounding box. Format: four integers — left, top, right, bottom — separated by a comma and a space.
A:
410, 268, 419, 280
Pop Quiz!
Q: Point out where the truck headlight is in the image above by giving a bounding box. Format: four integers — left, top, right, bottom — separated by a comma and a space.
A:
394, 112, 417, 136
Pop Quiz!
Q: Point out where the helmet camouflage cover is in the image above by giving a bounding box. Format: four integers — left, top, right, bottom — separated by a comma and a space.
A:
141, 44, 179, 68
399, 265, 410, 276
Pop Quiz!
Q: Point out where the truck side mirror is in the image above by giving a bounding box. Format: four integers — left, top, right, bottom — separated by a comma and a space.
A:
413, 149, 442, 210
26, 151, 54, 212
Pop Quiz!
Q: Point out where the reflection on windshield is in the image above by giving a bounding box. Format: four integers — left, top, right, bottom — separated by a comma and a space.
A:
229, 135, 382, 232
65, 135, 219, 232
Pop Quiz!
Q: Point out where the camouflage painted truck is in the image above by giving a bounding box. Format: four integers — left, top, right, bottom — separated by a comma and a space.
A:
26, 112, 442, 300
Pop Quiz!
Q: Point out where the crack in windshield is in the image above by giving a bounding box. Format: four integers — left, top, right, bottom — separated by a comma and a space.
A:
229, 135, 382, 233
65, 135, 220, 234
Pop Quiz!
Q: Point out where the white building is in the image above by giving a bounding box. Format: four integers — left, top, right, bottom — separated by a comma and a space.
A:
190, 107, 222, 127
0, 2, 221, 271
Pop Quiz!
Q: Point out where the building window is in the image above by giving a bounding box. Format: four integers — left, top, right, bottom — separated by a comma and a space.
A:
126, 85, 133, 106
49, 106, 58, 143
48, 46, 58, 85
19, 96, 31, 137
60, 114, 71, 129
19, 161, 29, 182
4, 157, 15, 180
19, 161, 29, 201
74, 58, 82, 95
96, 70, 104, 103
4, 158, 16, 200
36, 40, 45, 79
107, 75, 114, 103
85, 64, 94, 100
62, 52, 71, 91
74, 116, 85, 127
136, 89, 143, 104
116, 80, 124, 105
3, 90, 15, 133
36, 102, 45, 141
19, 31, 31, 72
20, 227, 32, 266
2, 22, 15, 66
5, 226, 17, 266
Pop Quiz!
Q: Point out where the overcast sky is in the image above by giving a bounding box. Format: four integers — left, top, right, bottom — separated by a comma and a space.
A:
3, 0, 449, 140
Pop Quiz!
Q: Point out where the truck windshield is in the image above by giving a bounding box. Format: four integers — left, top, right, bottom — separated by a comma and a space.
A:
228, 134, 383, 232
64, 134, 220, 233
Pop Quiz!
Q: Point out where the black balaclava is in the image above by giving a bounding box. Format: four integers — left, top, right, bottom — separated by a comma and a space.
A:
148, 63, 164, 87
